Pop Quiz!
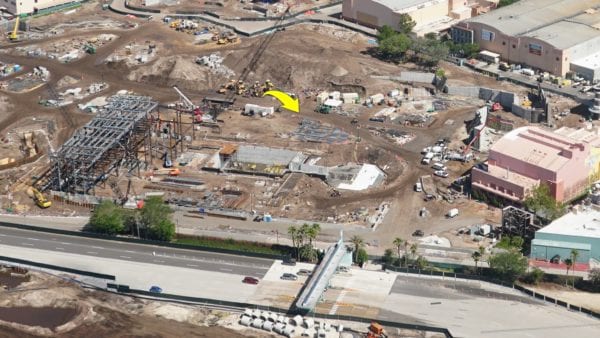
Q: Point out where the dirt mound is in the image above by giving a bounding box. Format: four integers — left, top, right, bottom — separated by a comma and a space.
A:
330, 65, 349, 77
127, 55, 227, 92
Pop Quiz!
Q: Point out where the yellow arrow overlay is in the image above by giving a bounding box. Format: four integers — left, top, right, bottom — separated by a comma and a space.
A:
263, 90, 299, 113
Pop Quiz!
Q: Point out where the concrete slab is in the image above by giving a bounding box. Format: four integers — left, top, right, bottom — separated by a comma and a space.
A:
248, 260, 315, 308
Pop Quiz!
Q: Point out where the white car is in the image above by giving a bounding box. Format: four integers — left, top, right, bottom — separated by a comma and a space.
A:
434, 170, 449, 178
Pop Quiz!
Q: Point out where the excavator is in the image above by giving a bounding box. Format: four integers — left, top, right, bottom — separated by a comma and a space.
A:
31, 187, 51, 208
203, 5, 292, 121
8, 16, 20, 42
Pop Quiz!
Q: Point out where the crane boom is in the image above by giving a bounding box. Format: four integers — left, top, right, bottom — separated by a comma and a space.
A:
8, 16, 19, 41
225, 5, 291, 103
173, 85, 196, 109
205, 5, 292, 120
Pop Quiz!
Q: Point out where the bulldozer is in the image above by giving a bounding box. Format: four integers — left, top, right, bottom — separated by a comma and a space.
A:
30, 187, 51, 208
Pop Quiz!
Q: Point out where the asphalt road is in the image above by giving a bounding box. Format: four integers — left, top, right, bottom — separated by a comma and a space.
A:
0, 227, 273, 277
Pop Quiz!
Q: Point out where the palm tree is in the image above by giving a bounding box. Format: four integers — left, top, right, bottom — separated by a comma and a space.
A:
472, 251, 482, 273
350, 235, 364, 263
393, 237, 403, 261
570, 249, 579, 270
410, 243, 418, 259
307, 223, 321, 248
565, 258, 573, 276
288, 226, 299, 259
299, 223, 311, 247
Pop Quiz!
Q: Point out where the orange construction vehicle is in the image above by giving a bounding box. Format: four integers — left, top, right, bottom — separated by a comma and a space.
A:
367, 322, 386, 338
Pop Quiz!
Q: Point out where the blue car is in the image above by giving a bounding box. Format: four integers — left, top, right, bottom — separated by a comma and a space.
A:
149, 286, 163, 293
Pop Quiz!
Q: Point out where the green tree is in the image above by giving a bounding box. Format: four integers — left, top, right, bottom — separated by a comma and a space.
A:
149, 218, 176, 241
472, 251, 482, 273
350, 235, 364, 263
356, 248, 369, 267
565, 258, 573, 276
398, 13, 416, 34
89, 200, 124, 235
382, 248, 395, 265
140, 196, 175, 241
378, 33, 412, 60
523, 184, 564, 220
510, 236, 524, 250
570, 249, 579, 266
498, 0, 520, 7
393, 237, 404, 260
488, 250, 528, 282
589, 268, 600, 285
288, 226, 300, 259
306, 223, 321, 248
376, 24, 396, 42
411, 37, 449, 67
522, 267, 545, 285
299, 244, 317, 262
410, 243, 418, 259
415, 255, 429, 269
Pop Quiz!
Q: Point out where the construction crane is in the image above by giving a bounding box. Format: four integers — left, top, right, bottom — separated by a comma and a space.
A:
31, 187, 51, 208
204, 5, 292, 120
8, 16, 20, 42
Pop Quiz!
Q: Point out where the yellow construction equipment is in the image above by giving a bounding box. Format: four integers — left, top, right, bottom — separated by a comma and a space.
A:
8, 16, 19, 42
217, 37, 228, 45
31, 187, 51, 208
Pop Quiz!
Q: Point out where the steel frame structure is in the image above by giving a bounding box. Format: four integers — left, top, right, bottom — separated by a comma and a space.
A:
36, 95, 157, 194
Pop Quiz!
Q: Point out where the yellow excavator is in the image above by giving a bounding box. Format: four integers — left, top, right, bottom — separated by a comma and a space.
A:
31, 187, 51, 208
8, 16, 20, 42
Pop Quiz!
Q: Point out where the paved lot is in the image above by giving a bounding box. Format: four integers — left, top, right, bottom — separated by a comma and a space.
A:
319, 268, 600, 338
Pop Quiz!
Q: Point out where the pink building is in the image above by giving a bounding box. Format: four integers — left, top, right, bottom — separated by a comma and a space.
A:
471, 126, 600, 203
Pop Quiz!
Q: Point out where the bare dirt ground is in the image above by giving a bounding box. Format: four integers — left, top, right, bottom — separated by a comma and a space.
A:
525, 282, 600, 313
0, 2, 581, 254
0, 268, 269, 338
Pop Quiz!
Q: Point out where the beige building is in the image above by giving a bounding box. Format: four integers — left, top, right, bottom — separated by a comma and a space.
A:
342, 0, 476, 36
452, 0, 600, 81
1, 0, 75, 15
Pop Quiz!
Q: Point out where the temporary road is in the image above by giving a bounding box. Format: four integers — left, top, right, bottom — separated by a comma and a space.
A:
0, 227, 273, 277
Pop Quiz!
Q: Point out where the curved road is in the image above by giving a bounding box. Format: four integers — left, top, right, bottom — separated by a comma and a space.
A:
0, 227, 273, 277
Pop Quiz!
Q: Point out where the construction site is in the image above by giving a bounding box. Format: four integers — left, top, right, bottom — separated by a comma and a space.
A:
0, 1, 586, 251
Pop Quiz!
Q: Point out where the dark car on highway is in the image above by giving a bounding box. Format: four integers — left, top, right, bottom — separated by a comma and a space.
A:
242, 276, 259, 285
149, 286, 163, 293
412, 229, 424, 237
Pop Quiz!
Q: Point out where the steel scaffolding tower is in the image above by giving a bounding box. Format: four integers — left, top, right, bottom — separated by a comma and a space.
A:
36, 95, 157, 194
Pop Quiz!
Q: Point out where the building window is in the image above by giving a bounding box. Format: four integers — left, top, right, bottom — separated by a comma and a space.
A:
502, 41, 506, 45
481, 29, 495, 41
529, 43, 542, 55
34, 0, 37, 2
512, 44, 516, 48
556, 57, 560, 61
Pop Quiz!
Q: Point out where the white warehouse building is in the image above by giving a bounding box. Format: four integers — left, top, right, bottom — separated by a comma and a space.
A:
342, 0, 478, 36
2, 0, 76, 15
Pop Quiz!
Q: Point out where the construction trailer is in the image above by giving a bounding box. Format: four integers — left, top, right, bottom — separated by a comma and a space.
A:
35, 95, 157, 194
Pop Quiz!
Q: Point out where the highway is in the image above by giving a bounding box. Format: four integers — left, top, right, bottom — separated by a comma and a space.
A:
0, 227, 273, 277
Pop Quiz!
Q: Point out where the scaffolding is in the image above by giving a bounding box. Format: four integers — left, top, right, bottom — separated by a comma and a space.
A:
36, 95, 157, 194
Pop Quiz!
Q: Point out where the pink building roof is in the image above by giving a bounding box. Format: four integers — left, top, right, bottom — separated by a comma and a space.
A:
490, 126, 593, 173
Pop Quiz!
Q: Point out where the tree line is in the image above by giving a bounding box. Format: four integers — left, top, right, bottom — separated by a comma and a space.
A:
374, 14, 479, 68
89, 196, 176, 241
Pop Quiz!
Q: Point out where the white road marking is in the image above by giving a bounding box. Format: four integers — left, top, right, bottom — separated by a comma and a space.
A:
60, 242, 69, 245
187, 264, 198, 267
21, 243, 34, 246
220, 268, 233, 272
125, 250, 135, 253
119, 256, 131, 259
55, 247, 65, 250
154, 260, 164, 263
26, 237, 39, 241
91, 246, 104, 249
0, 234, 6, 236
86, 251, 98, 255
